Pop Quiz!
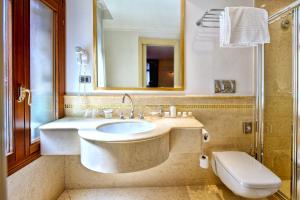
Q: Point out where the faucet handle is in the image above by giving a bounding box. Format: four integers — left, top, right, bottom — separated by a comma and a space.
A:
119, 112, 125, 119
158, 106, 164, 117
138, 112, 144, 119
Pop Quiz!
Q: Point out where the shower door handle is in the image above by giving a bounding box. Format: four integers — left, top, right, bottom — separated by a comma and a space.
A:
17, 86, 32, 106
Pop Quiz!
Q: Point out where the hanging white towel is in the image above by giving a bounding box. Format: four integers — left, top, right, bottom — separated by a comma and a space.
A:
220, 7, 270, 48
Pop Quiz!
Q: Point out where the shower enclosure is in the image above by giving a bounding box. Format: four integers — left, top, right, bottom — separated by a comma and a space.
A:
256, 1, 300, 199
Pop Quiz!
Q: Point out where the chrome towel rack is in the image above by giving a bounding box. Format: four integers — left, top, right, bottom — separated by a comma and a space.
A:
196, 9, 224, 28
196, 2, 300, 29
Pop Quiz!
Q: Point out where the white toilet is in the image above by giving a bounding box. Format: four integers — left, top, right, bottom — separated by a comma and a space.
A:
211, 151, 281, 199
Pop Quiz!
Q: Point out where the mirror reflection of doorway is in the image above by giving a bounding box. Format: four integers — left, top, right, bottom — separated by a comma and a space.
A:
146, 46, 174, 88
139, 38, 180, 88
146, 59, 158, 87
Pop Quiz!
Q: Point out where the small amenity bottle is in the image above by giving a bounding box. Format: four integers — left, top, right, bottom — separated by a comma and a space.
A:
170, 106, 177, 118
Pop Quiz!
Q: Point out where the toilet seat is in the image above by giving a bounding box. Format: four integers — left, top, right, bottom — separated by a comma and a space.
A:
212, 151, 281, 198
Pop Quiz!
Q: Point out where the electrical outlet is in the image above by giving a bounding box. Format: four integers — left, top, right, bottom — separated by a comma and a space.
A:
79, 75, 91, 83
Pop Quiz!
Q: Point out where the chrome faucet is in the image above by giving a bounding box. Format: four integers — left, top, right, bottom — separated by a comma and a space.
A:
121, 93, 135, 119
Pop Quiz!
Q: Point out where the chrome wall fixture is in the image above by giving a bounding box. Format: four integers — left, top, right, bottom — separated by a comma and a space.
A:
195, 8, 223, 28
281, 18, 290, 29
291, 7, 299, 200
255, 44, 264, 164
268, 1, 300, 24
196, 1, 300, 28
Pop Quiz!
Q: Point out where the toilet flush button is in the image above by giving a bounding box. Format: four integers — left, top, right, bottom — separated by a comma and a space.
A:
214, 80, 236, 93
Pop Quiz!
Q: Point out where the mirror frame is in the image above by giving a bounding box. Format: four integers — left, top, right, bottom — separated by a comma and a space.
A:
93, 0, 185, 91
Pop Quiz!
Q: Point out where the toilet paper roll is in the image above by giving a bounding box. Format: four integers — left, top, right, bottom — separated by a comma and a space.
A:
200, 155, 209, 169
202, 129, 210, 143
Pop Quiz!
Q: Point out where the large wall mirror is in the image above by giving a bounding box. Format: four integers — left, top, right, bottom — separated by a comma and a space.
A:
93, 0, 185, 90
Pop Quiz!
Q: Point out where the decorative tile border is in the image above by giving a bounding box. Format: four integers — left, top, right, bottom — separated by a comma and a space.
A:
65, 103, 254, 110
64, 95, 255, 116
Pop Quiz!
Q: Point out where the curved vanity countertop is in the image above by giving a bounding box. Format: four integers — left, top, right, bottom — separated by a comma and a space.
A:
40, 117, 204, 143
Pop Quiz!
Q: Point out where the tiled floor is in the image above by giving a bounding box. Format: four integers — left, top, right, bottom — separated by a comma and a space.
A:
57, 185, 269, 200
280, 180, 290, 199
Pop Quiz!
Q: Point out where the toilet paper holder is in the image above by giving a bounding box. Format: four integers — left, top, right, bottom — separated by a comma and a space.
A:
200, 128, 210, 169
202, 129, 210, 143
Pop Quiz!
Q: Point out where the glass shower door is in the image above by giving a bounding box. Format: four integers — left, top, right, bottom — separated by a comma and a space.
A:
262, 14, 294, 200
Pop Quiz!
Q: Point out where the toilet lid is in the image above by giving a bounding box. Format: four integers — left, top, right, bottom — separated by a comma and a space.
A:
214, 151, 281, 189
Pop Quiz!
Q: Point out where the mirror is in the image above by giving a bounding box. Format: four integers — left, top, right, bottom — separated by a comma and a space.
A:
94, 0, 184, 90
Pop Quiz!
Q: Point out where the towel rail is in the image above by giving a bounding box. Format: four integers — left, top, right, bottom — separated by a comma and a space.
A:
196, 1, 300, 28
195, 9, 224, 27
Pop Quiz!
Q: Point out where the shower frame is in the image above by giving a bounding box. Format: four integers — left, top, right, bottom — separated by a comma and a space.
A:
256, 2, 300, 200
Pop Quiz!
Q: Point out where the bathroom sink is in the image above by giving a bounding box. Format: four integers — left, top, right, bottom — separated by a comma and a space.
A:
97, 121, 155, 135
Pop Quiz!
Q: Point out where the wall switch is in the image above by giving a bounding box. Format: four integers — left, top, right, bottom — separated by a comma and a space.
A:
243, 122, 253, 134
215, 80, 236, 93
79, 75, 91, 83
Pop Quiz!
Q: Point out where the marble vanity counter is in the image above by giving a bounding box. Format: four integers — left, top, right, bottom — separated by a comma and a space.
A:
40, 117, 204, 143
40, 117, 204, 173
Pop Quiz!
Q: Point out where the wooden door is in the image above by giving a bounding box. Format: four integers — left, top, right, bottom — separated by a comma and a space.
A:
6, 0, 65, 175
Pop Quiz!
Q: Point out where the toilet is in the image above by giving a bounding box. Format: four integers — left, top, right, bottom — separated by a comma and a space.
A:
211, 151, 281, 199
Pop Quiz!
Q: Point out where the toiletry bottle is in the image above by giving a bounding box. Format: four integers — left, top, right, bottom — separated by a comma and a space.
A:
170, 105, 177, 118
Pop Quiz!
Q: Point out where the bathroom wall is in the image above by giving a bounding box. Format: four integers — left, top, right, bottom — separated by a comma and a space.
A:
66, 0, 94, 93
66, 0, 255, 95
255, 0, 295, 198
6, 156, 65, 200
185, 0, 254, 95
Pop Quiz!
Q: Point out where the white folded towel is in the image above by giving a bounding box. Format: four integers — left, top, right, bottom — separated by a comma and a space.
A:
220, 7, 270, 48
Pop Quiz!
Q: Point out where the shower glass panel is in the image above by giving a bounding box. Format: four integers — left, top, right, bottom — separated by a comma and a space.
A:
262, 13, 294, 200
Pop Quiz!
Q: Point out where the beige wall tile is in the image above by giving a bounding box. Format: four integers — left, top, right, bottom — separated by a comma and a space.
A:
170, 129, 202, 154
65, 154, 220, 189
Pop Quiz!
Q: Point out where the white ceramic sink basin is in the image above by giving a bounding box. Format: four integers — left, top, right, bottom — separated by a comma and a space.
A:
97, 121, 155, 135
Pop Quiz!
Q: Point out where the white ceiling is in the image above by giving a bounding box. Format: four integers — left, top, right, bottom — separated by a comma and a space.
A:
102, 0, 181, 34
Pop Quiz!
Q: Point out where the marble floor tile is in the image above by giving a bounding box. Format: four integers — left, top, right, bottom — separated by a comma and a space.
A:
57, 185, 269, 200
279, 180, 290, 199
